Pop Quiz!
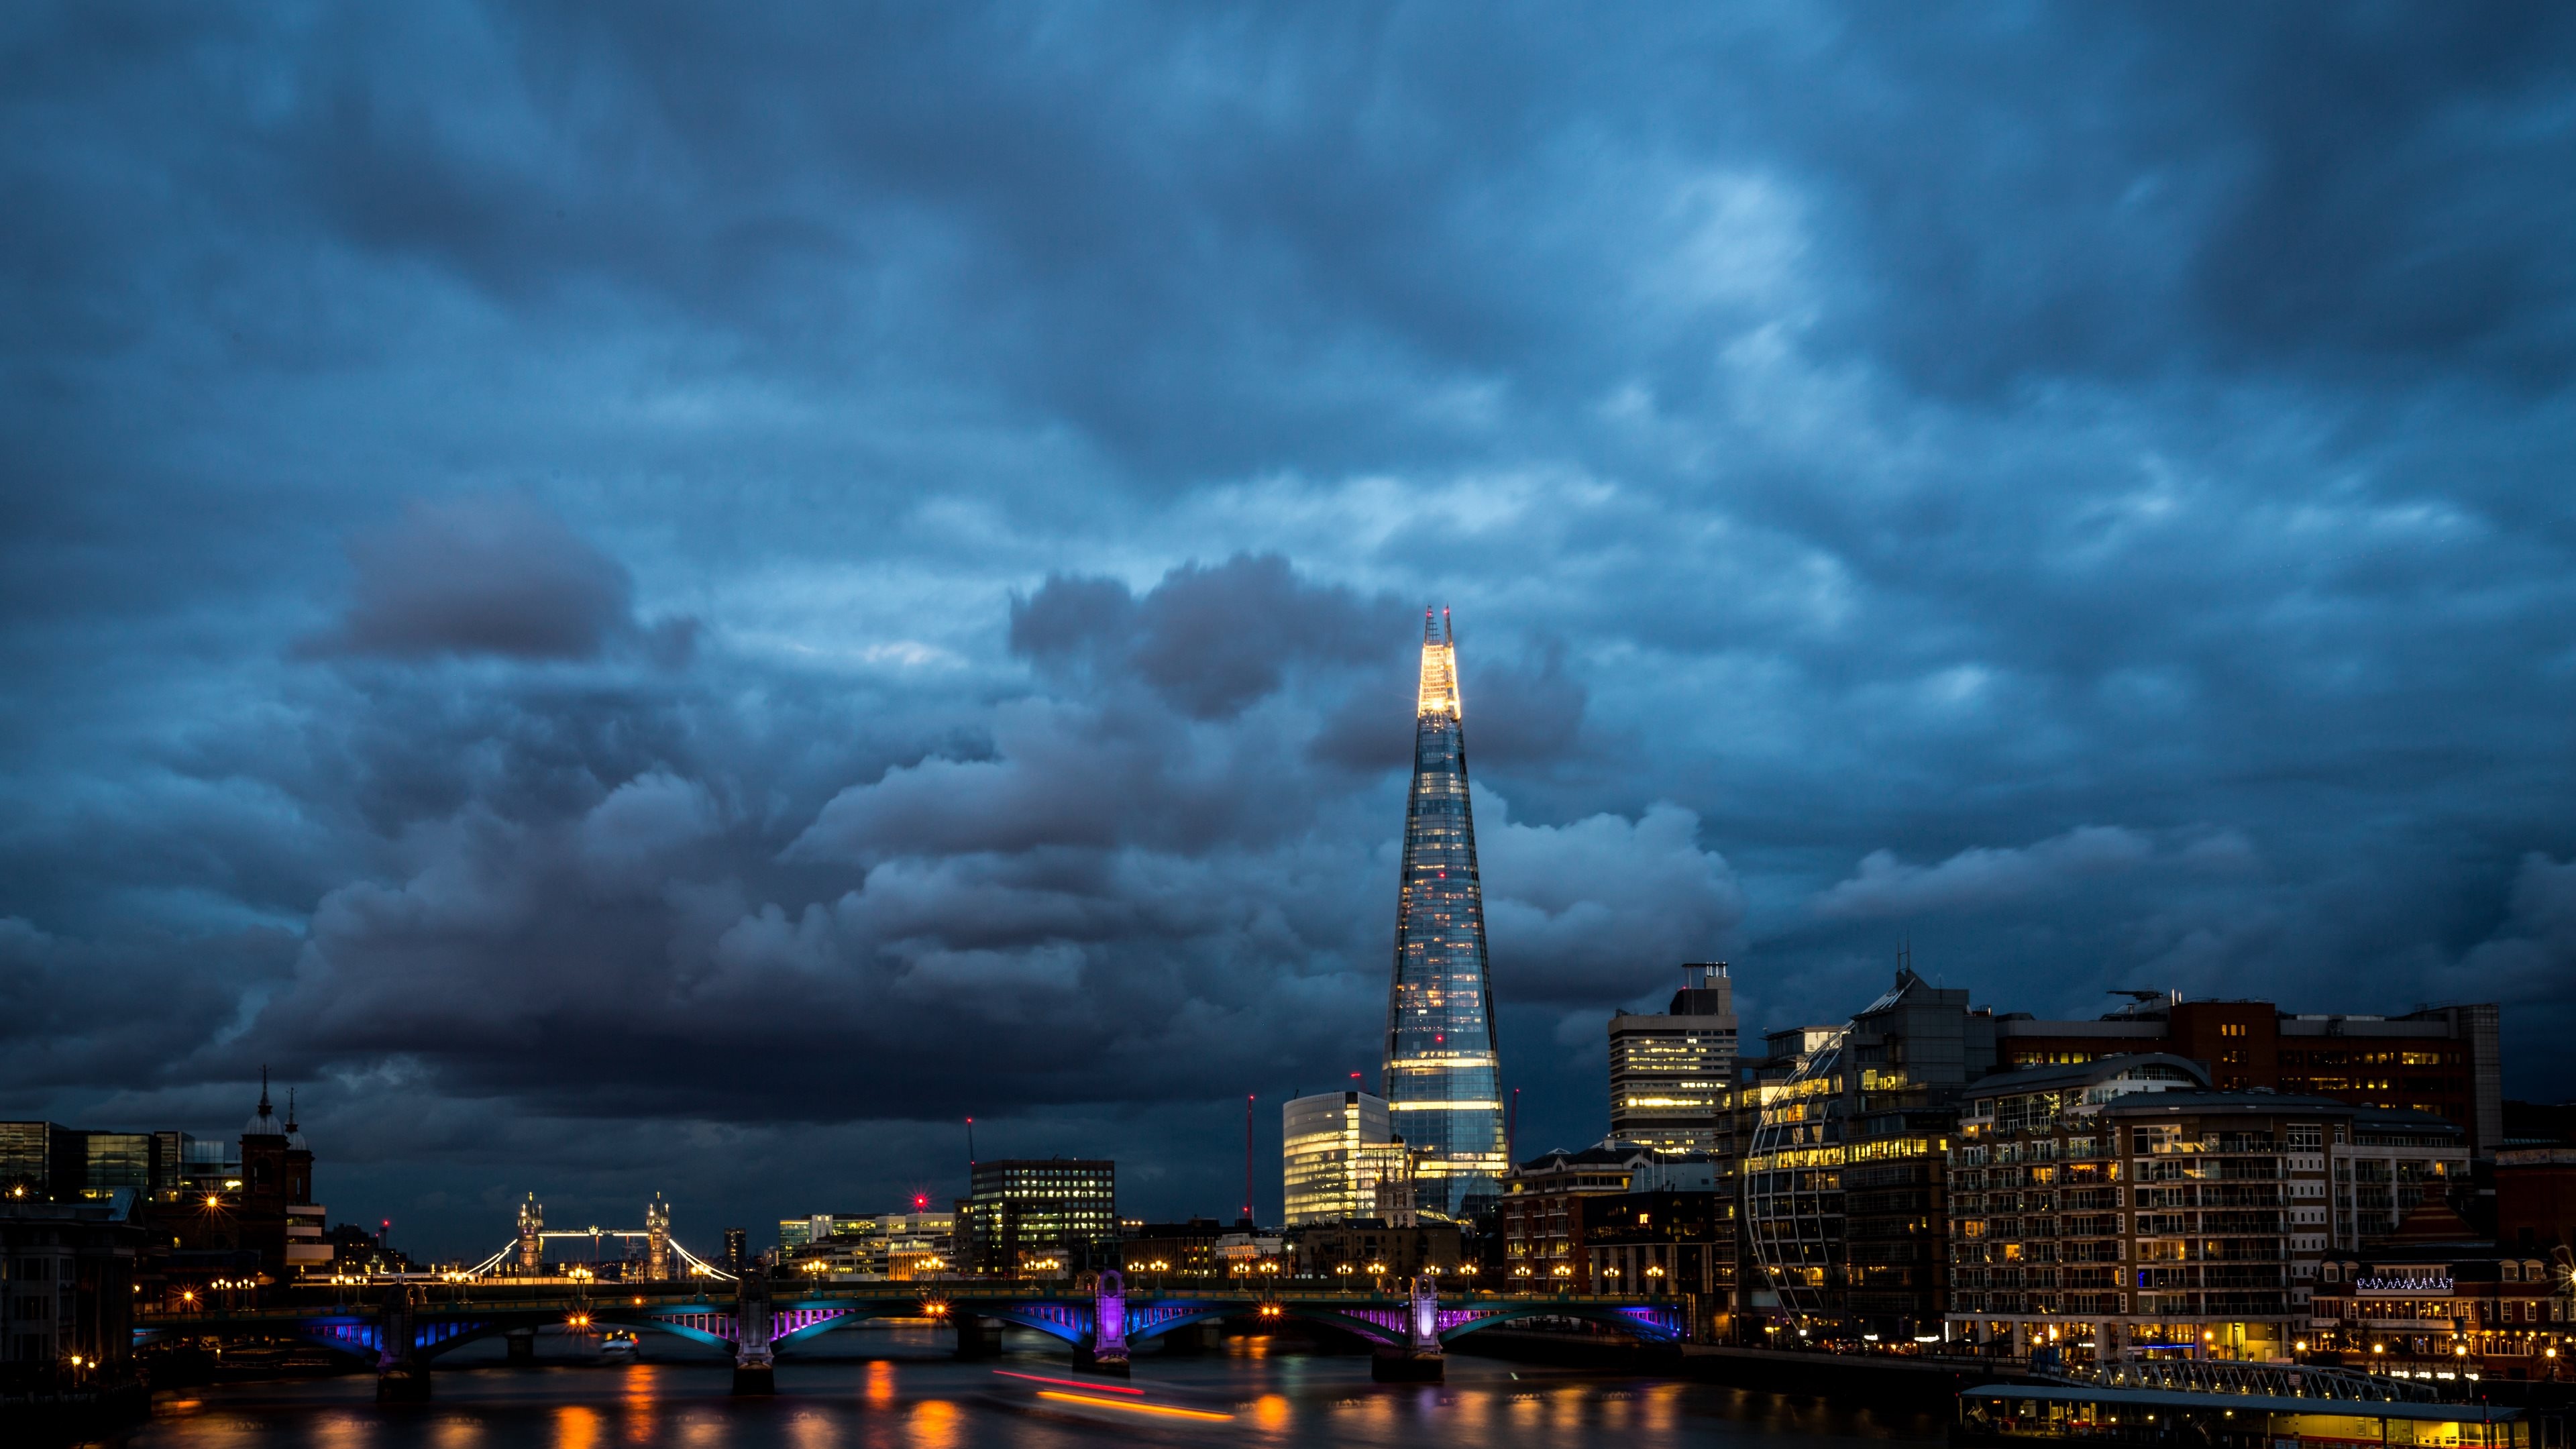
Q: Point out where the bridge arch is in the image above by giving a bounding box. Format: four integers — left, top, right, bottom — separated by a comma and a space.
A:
1432, 1300, 1687, 1345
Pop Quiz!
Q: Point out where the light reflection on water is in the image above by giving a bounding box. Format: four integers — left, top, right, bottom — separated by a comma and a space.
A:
113, 1335, 1943, 1449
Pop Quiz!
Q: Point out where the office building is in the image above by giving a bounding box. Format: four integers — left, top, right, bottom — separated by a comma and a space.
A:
960, 1158, 1116, 1275
1282, 1090, 1398, 1225
1743, 967, 1999, 1340
1994, 998, 2502, 1155
1608, 962, 1739, 1154
1381, 608, 1509, 1216
1, 1125, 202, 1203
0, 1194, 142, 1389
1, 1121, 58, 1197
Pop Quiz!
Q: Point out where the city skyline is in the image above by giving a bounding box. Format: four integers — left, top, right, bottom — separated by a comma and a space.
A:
4, 6, 2575, 1255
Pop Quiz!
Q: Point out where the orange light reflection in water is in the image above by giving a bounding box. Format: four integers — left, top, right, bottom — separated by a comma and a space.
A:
431, 1414, 487, 1449
910, 1398, 960, 1449
1252, 1393, 1291, 1430
313, 1410, 374, 1449
1642, 1381, 1685, 1432
786, 1407, 840, 1449
865, 1359, 896, 1406
554, 1405, 600, 1449
621, 1364, 659, 1442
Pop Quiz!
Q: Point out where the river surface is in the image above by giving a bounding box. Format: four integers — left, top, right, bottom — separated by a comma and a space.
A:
106, 1324, 1945, 1449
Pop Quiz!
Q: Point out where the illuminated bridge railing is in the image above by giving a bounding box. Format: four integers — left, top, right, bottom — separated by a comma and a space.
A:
2052, 1358, 2451, 1404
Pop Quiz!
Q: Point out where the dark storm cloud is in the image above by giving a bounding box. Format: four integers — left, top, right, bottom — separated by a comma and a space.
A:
3, 1, 2573, 1249
299, 496, 690, 663
1010, 554, 1405, 720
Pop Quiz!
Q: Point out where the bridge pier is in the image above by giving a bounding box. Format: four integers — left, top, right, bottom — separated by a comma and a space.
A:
1370, 1275, 1445, 1384
376, 1284, 431, 1402
1075, 1269, 1130, 1377
952, 1315, 1004, 1360
731, 1272, 775, 1395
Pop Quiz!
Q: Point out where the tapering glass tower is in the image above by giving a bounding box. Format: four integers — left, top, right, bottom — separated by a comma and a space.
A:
1382, 607, 1507, 1216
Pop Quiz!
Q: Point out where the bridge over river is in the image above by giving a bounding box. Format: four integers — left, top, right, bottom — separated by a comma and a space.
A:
136, 1272, 1688, 1399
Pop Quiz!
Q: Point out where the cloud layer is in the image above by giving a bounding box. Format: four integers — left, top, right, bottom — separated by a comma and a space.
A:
3, 3, 2573, 1251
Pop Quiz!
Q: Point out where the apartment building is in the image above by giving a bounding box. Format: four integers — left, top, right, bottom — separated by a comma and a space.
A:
1947, 1055, 2466, 1362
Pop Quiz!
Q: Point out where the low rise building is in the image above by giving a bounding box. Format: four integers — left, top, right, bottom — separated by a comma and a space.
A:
1500, 1141, 1713, 1291
1121, 1219, 1231, 1283
1580, 1187, 1735, 1337
2309, 1198, 2570, 1379
783, 1209, 956, 1279
1291, 1221, 1466, 1285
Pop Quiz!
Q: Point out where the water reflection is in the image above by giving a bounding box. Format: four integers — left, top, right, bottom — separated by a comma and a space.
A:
904, 1398, 957, 1449
121, 1342, 1943, 1449
618, 1365, 658, 1443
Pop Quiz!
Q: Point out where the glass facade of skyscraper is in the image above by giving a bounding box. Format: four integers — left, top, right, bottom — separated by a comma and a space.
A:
1381, 608, 1508, 1216
1281, 1089, 1395, 1225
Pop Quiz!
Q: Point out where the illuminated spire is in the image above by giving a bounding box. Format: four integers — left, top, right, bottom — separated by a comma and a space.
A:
1416, 609, 1461, 719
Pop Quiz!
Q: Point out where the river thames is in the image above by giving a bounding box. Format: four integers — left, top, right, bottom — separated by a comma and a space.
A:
105, 1324, 1945, 1449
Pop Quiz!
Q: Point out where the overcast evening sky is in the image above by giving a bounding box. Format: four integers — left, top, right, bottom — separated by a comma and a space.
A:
6, 3, 2575, 1258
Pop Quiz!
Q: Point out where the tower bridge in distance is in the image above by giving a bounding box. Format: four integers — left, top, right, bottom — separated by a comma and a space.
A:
138, 1269, 1687, 1399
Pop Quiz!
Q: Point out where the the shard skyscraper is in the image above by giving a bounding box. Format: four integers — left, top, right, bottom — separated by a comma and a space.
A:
1381, 607, 1508, 1216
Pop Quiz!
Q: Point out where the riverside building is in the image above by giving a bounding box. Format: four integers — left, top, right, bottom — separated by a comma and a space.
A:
1945, 1057, 2467, 1362
1743, 967, 1998, 1341
1380, 608, 1508, 1216
1607, 963, 1739, 1154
